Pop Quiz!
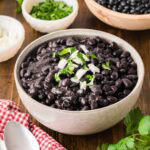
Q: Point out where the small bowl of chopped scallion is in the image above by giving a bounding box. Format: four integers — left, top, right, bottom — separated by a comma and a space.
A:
22, 0, 79, 33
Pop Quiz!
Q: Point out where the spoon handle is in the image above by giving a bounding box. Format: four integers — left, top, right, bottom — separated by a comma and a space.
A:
0, 140, 6, 150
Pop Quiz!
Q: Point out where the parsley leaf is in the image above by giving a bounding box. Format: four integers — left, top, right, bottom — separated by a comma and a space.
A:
102, 61, 111, 71
16, 0, 23, 13
124, 108, 144, 135
97, 108, 150, 150
138, 116, 150, 136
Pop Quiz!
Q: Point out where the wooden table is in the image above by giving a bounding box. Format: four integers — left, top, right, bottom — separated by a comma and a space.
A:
0, 0, 150, 149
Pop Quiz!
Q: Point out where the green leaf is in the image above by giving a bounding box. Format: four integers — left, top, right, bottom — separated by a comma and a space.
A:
97, 146, 101, 150
124, 108, 144, 135
102, 144, 108, 150
108, 144, 117, 150
30, 0, 73, 20
102, 61, 111, 71
16, 0, 23, 13
16, 0, 23, 6
86, 74, 95, 87
91, 54, 97, 59
138, 116, 150, 136
54, 72, 61, 82
58, 48, 72, 56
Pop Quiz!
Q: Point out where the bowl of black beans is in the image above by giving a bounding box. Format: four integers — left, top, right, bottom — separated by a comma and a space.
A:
14, 29, 144, 135
85, 0, 150, 30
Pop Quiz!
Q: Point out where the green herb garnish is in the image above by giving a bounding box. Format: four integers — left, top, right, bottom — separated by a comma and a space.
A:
102, 61, 111, 71
30, 0, 73, 20
16, 0, 23, 13
58, 48, 72, 56
97, 108, 150, 150
54, 59, 77, 82
91, 54, 97, 59
86, 74, 95, 87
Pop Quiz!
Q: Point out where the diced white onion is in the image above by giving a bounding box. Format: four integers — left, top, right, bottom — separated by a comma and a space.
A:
82, 53, 89, 61
76, 69, 88, 80
80, 45, 89, 53
88, 63, 100, 74
71, 77, 79, 83
72, 57, 83, 65
80, 81, 87, 90
58, 59, 67, 69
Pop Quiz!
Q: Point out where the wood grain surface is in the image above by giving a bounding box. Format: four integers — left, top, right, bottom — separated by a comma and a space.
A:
0, 0, 150, 150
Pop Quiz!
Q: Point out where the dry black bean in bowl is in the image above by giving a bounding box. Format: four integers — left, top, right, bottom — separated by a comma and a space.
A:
95, 0, 150, 14
19, 35, 138, 111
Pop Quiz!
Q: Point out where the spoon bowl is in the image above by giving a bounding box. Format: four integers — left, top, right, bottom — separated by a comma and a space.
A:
4, 121, 40, 150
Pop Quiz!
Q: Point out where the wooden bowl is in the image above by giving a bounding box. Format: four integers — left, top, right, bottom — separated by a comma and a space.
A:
85, 0, 150, 30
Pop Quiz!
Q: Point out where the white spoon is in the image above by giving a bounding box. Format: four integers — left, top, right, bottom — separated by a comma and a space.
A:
4, 121, 40, 150
0, 140, 6, 150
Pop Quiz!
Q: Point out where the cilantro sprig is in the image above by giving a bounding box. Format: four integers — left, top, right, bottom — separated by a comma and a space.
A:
97, 108, 150, 150
102, 61, 111, 71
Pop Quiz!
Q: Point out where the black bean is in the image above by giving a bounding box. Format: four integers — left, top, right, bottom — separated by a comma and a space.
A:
61, 79, 71, 87
103, 85, 111, 92
77, 89, 85, 97
66, 38, 76, 46
115, 79, 123, 88
107, 96, 118, 103
20, 69, 26, 77
90, 100, 98, 110
48, 93, 55, 101
62, 100, 71, 108
98, 99, 109, 107
80, 97, 88, 106
81, 106, 90, 111
122, 78, 133, 88
91, 85, 102, 95
111, 72, 119, 80
96, 0, 150, 15
51, 88, 63, 95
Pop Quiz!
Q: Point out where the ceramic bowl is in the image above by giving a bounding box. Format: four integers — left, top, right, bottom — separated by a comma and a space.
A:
22, 0, 79, 33
14, 29, 144, 135
0, 15, 25, 62
85, 0, 150, 30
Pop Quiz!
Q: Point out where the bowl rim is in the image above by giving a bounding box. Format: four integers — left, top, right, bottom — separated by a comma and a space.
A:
86, 0, 150, 19
14, 29, 145, 114
22, 0, 79, 23
0, 15, 25, 52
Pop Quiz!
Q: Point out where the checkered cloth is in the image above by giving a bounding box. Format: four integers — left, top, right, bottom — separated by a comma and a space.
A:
0, 100, 66, 150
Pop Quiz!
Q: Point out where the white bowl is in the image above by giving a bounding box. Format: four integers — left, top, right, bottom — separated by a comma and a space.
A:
14, 29, 144, 135
0, 16, 25, 62
22, 0, 79, 33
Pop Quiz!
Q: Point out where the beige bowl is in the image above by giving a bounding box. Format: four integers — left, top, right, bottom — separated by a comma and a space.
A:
85, 0, 150, 30
14, 29, 144, 135
22, 0, 79, 33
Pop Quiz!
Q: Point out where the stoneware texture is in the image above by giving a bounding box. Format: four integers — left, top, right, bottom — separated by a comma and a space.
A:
0, 15, 25, 62
85, 0, 150, 30
22, 0, 79, 33
14, 29, 144, 135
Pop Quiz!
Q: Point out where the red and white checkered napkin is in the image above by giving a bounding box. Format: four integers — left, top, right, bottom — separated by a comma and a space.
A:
0, 99, 66, 150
